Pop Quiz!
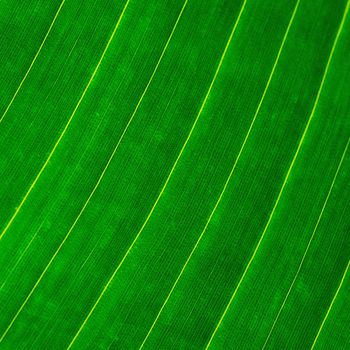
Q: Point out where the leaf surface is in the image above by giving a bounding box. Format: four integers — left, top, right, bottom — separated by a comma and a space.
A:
0, 0, 349, 349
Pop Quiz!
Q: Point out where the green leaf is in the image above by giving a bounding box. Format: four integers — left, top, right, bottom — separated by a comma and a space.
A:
0, 0, 349, 348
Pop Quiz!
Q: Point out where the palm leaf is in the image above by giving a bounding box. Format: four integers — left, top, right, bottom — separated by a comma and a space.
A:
0, 0, 349, 348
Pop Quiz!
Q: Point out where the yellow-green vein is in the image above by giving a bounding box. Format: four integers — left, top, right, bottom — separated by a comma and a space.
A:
0, 113, 105, 291
139, 0, 300, 347
310, 260, 350, 349
205, 2, 350, 347
262, 136, 350, 349
66, 1, 247, 348
0, 0, 132, 341
0, 0, 187, 342
0, 0, 130, 241
0, 0, 66, 124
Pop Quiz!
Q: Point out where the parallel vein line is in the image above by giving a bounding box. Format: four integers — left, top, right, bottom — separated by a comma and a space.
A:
0, 0, 130, 241
262, 136, 350, 349
0, 222, 43, 291
0, 0, 66, 124
139, 0, 300, 347
205, 2, 350, 347
0, 115, 104, 291
0, 0, 187, 344
310, 260, 350, 349
0, 0, 132, 341
67, 1, 247, 347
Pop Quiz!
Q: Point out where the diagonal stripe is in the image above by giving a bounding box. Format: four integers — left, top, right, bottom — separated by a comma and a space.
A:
0, 0, 132, 341
0, 114, 105, 291
0, 0, 66, 124
310, 260, 350, 350
0, 222, 43, 291
262, 136, 350, 349
0, 0, 131, 241
205, 2, 350, 348
0, 0, 187, 344
138, 0, 300, 347
66, 1, 248, 348
0, 0, 184, 289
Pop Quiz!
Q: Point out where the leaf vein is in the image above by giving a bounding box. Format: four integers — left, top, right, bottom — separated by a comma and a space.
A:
262, 136, 350, 349
0, 0, 66, 124
0, 0, 130, 241
66, 0, 247, 347
0, 0, 132, 341
205, 1, 350, 347
138, 0, 301, 347
310, 260, 350, 349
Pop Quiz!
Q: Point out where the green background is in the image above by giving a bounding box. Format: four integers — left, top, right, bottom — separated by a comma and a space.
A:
0, 0, 349, 348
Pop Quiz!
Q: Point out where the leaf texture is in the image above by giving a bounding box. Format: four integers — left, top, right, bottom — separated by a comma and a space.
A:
0, 0, 349, 349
